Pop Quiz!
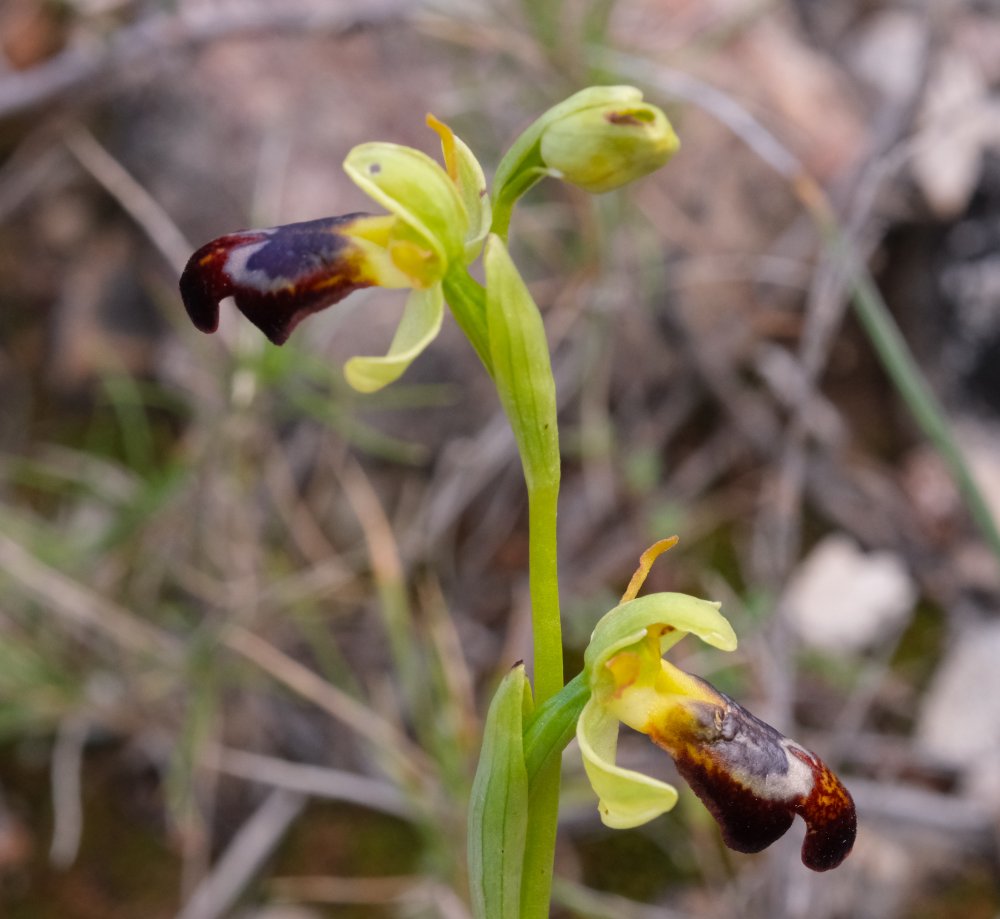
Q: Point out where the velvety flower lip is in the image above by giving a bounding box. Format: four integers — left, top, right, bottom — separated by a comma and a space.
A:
179, 213, 399, 345
649, 677, 857, 871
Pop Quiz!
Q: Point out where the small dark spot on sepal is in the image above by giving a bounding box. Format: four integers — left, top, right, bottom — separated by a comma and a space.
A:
606, 111, 644, 126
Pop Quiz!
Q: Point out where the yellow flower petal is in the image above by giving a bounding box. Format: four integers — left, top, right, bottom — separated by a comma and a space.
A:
577, 698, 678, 829
343, 285, 444, 393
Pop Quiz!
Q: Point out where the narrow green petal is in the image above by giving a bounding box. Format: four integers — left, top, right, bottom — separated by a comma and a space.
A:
343, 285, 444, 393
452, 131, 492, 262
344, 143, 467, 266
585, 593, 738, 678
427, 115, 492, 262
577, 698, 678, 829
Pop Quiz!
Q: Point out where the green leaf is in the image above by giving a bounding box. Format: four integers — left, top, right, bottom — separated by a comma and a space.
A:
468, 664, 532, 919
343, 285, 444, 393
484, 236, 560, 493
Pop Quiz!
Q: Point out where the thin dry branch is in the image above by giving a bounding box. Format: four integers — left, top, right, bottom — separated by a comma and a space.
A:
850, 778, 998, 855
221, 624, 435, 783
48, 715, 88, 869
176, 788, 306, 919
269, 873, 472, 916
64, 125, 193, 273
0, 530, 180, 658
0, 1, 411, 122
211, 746, 415, 821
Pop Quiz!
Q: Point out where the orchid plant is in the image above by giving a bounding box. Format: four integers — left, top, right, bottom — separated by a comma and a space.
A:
179, 86, 855, 917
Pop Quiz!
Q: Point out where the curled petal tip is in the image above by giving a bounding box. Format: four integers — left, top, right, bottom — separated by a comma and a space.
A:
179, 214, 386, 345
790, 746, 857, 871
179, 231, 263, 335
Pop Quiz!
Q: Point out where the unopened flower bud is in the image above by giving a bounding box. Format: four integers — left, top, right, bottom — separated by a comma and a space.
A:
540, 101, 679, 194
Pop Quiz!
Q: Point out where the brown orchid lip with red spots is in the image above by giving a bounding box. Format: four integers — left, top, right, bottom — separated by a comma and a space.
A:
179, 214, 376, 345
651, 680, 856, 871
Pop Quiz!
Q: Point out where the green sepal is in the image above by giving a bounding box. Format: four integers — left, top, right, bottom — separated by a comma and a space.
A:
584, 593, 738, 681
484, 235, 560, 493
468, 663, 533, 919
343, 285, 444, 393
450, 133, 492, 262
344, 142, 468, 270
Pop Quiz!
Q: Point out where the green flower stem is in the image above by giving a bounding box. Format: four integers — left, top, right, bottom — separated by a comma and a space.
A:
521, 757, 560, 919
442, 268, 492, 373
490, 169, 546, 243
520, 480, 564, 919
490, 193, 515, 243
479, 234, 566, 918
527, 481, 563, 705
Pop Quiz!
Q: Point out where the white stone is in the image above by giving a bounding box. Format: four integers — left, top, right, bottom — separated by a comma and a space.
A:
782, 534, 916, 652
916, 620, 1000, 769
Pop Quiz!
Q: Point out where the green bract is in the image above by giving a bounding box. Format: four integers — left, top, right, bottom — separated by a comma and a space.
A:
468, 664, 532, 919
484, 234, 560, 493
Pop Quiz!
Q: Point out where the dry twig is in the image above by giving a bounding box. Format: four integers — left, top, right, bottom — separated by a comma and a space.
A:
211, 746, 415, 821
0, 2, 411, 122
176, 788, 306, 919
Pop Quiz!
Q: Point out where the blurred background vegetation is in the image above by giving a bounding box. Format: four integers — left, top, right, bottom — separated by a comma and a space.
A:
1, 0, 999, 916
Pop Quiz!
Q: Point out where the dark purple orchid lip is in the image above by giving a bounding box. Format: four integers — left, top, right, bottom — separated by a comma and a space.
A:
652, 681, 856, 871
179, 213, 376, 345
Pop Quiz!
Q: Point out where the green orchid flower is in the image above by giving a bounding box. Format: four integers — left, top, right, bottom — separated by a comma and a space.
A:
577, 540, 857, 871
179, 115, 489, 393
